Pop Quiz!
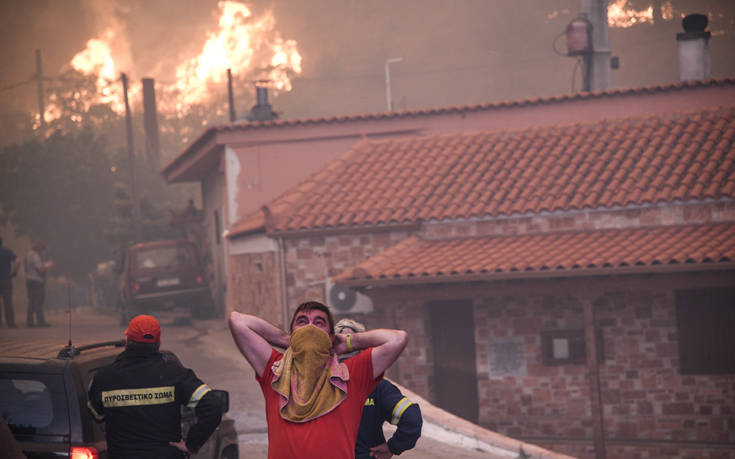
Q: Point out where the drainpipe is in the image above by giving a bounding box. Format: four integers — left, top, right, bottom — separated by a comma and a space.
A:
277, 236, 289, 330
263, 205, 290, 330
583, 294, 606, 459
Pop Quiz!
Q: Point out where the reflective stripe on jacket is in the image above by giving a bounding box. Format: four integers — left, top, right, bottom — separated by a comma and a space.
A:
355, 379, 422, 458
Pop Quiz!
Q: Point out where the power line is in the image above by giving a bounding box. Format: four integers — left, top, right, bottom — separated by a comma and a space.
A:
0, 76, 35, 93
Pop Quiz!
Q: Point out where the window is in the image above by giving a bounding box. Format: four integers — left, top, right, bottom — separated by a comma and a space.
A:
134, 245, 194, 270
0, 374, 69, 437
675, 288, 735, 374
541, 330, 586, 365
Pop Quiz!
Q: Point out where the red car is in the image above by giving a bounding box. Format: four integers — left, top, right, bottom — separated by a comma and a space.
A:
117, 240, 214, 322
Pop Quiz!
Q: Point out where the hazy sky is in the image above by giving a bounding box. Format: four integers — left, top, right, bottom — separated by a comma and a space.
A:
2, 0, 734, 123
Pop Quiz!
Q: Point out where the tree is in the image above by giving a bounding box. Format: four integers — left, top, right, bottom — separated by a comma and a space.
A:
0, 130, 116, 279
0, 129, 187, 281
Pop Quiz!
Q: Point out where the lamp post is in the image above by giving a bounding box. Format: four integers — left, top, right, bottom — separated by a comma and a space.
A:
384, 57, 404, 111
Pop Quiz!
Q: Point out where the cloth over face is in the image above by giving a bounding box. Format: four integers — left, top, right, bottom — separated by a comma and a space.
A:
270, 324, 349, 422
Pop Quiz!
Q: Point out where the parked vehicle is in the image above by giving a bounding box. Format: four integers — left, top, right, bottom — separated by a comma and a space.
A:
117, 239, 214, 322
0, 340, 238, 459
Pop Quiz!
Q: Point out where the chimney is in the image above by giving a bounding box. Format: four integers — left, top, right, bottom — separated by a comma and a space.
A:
244, 80, 278, 122
677, 13, 711, 82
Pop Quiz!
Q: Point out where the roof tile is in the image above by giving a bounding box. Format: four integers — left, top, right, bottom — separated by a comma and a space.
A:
334, 224, 735, 284
229, 105, 735, 236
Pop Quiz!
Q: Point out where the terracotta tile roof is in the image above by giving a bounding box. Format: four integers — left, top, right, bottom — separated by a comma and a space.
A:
164, 78, 735, 175
332, 223, 735, 285
229, 104, 735, 237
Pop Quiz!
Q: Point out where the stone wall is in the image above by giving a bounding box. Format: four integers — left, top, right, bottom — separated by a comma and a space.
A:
423, 201, 735, 240
228, 251, 282, 326
281, 230, 414, 317
468, 285, 735, 458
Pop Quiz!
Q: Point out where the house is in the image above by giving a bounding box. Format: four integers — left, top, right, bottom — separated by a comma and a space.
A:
221, 102, 735, 458
161, 78, 735, 317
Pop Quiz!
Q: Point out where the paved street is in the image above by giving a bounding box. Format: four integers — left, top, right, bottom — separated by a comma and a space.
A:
0, 306, 501, 459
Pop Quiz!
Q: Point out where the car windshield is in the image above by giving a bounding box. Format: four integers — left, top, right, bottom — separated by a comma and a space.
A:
0, 374, 69, 438
134, 245, 195, 270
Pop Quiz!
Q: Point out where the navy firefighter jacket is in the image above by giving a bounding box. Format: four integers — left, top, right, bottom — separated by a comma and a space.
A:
356, 379, 422, 458
87, 348, 222, 459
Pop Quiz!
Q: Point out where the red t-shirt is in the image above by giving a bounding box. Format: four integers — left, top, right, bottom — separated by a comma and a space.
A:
257, 348, 381, 459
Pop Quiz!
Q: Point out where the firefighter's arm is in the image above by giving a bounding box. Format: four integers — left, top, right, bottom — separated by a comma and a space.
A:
172, 371, 223, 454
381, 382, 422, 455
86, 377, 105, 423
229, 311, 289, 377
182, 391, 222, 453
387, 402, 422, 454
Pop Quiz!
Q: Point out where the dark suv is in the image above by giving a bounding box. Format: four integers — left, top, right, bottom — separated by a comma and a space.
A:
0, 341, 238, 459
117, 240, 214, 322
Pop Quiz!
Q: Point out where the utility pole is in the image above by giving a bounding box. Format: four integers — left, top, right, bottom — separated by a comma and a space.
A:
141, 78, 161, 167
227, 69, 237, 122
384, 57, 404, 111
580, 0, 610, 91
36, 49, 46, 128
121, 73, 142, 241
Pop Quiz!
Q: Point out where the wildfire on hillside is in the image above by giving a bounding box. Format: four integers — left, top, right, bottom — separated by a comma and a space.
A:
548, 0, 677, 27
42, 1, 301, 124
607, 0, 676, 28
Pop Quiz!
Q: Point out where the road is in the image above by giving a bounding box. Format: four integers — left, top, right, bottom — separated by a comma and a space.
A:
0, 306, 496, 459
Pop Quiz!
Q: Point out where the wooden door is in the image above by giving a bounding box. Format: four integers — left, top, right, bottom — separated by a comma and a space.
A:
429, 299, 479, 423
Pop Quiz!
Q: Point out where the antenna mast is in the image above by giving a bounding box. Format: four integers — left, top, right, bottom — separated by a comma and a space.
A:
67, 282, 73, 347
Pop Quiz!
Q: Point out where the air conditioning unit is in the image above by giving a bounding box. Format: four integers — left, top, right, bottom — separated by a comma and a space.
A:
325, 278, 374, 314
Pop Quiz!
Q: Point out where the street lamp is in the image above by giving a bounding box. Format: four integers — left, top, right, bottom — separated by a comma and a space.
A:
384, 57, 404, 111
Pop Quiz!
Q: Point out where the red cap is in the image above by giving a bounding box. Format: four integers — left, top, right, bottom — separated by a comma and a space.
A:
125, 315, 161, 343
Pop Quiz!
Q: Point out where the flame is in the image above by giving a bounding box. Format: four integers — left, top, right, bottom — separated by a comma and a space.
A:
608, 0, 653, 28
71, 28, 117, 84
172, 1, 302, 108
269, 37, 302, 91
49, 0, 301, 122
40, 25, 134, 125
660, 1, 674, 21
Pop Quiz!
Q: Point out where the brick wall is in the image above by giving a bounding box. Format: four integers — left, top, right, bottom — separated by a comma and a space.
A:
474, 294, 593, 439
390, 299, 432, 397
597, 289, 735, 458
468, 286, 735, 458
228, 251, 282, 325
281, 230, 414, 318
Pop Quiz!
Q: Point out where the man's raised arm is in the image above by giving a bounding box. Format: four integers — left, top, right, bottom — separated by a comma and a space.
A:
228, 312, 290, 378
335, 328, 408, 379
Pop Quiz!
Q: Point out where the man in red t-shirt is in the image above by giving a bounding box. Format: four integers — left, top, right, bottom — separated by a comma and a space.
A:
229, 301, 408, 459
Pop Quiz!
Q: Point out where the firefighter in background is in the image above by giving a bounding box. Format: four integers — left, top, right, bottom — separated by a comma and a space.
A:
335, 319, 423, 459
87, 315, 222, 459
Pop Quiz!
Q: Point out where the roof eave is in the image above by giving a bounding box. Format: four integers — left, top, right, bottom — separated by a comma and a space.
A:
268, 222, 423, 239
336, 262, 735, 288
226, 225, 268, 239
160, 127, 219, 183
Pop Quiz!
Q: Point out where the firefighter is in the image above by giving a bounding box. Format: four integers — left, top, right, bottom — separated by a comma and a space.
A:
335, 319, 423, 459
87, 315, 222, 459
